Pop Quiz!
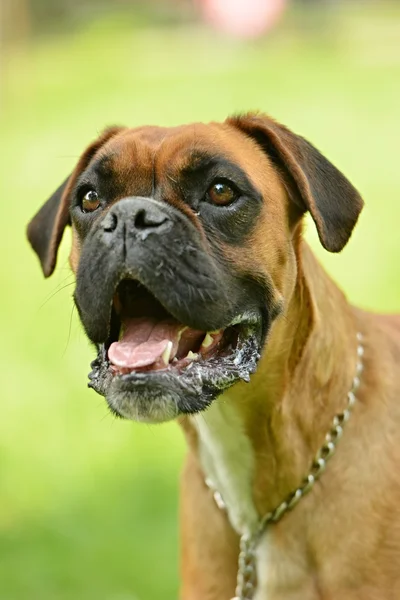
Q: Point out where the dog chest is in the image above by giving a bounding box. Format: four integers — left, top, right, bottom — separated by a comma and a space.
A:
190, 400, 259, 536
190, 401, 313, 600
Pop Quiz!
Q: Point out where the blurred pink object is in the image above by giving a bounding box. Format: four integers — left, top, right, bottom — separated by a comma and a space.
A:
199, 0, 287, 38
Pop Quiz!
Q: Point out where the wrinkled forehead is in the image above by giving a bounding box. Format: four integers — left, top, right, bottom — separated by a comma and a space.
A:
91, 122, 275, 190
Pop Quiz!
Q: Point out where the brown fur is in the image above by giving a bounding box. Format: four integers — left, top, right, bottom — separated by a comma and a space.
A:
180, 248, 400, 599
27, 115, 400, 599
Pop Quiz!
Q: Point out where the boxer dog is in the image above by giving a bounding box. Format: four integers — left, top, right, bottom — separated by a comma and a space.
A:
27, 114, 400, 600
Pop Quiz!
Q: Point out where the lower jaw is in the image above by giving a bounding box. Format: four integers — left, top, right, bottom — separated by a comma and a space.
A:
88, 327, 263, 423
106, 380, 182, 423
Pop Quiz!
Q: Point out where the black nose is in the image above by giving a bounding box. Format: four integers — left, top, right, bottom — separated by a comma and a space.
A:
101, 197, 172, 237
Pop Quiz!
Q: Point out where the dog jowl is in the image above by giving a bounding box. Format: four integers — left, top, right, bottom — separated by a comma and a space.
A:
27, 114, 363, 423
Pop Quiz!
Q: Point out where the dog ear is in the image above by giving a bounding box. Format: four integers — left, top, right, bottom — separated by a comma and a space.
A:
227, 113, 364, 252
27, 126, 125, 277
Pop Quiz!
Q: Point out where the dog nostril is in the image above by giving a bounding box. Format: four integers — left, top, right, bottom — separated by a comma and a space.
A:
134, 208, 168, 230
102, 212, 118, 233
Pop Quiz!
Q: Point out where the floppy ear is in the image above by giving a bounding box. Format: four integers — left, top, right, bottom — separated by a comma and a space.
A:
227, 113, 364, 252
27, 126, 125, 277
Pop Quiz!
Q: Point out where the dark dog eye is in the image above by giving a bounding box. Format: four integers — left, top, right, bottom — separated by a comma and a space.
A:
81, 190, 100, 213
207, 181, 239, 206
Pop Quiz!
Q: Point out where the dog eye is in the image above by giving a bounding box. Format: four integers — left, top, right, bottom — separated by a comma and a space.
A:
207, 181, 238, 206
81, 190, 100, 213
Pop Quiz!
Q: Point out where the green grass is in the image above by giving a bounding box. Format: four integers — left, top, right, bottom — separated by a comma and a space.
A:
1, 4, 400, 599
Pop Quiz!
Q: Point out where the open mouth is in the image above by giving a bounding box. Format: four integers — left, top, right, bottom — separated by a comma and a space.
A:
87, 278, 263, 422
108, 279, 244, 374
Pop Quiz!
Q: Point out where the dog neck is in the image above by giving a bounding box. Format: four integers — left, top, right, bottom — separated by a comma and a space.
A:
184, 241, 361, 535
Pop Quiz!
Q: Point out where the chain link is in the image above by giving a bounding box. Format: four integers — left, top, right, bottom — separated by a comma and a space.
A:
206, 332, 364, 600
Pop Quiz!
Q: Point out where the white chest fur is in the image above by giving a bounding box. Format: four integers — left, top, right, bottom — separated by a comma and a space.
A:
191, 400, 304, 599
190, 399, 259, 537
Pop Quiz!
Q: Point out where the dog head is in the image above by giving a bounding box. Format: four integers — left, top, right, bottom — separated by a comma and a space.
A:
27, 114, 363, 422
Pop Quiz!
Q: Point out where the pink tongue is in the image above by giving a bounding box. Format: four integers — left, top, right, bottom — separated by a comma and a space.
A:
108, 318, 184, 369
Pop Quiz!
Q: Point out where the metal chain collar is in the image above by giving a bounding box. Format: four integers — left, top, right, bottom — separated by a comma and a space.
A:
205, 332, 364, 600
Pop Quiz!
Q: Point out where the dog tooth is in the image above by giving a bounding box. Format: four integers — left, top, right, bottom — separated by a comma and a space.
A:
177, 326, 188, 341
201, 333, 214, 349
161, 341, 173, 365
186, 351, 198, 360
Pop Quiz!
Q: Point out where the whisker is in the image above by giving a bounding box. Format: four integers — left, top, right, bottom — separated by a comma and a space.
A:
61, 303, 77, 358
39, 281, 75, 310
40, 272, 74, 303
100, 409, 115, 424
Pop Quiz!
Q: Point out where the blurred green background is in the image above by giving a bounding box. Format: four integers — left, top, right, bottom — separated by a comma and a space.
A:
0, 1, 399, 598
